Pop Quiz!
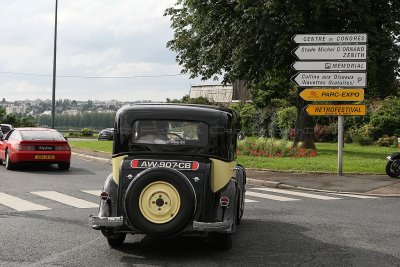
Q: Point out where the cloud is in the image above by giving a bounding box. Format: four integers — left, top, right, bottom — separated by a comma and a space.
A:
0, 0, 216, 102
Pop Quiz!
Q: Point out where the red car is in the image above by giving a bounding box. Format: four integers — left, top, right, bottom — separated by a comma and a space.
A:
0, 128, 71, 170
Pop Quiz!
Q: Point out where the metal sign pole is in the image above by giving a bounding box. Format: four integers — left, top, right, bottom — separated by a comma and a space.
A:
338, 115, 344, 176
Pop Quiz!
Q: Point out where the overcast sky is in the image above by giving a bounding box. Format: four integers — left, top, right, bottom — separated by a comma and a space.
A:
0, 0, 213, 102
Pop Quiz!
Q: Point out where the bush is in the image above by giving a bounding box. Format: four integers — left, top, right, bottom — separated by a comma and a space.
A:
237, 138, 317, 157
314, 124, 336, 142
370, 96, 400, 140
277, 106, 297, 139
376, 135, 398, 147
81, 128, 94, 137
348, 125, 374, 146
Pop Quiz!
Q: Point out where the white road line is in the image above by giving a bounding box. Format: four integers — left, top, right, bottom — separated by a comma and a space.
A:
252, 187, 342, 200
328, 193, 378, 199
245, 198, 258, 203
81, 190, 102, 196
31, 191, 98, 208
246, 191, 299, 201
0, 193, 51, 211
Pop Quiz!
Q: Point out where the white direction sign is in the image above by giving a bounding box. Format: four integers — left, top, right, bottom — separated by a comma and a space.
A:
292, 72, 367, 87
293, 44, 367, 60
292, 33, 367, 44
292, 61, 367, 71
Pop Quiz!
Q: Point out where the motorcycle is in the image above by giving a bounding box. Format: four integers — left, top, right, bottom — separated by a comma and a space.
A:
386, 152, 400, 178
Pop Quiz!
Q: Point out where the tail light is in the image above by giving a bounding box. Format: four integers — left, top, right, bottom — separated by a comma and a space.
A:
100, 191, 110, 201
220, 196, 230, 207
15, 145, 35, 151
55, 145, 70, 151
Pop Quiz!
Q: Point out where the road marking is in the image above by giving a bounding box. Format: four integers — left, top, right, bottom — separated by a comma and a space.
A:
81, 190, 102, 196
252, 188, 342, 200
328, 193, 378, 199
0, 193, 51, 211
246, 191, 299, 201
31, 191, 98, 208
245, 198, 258, 203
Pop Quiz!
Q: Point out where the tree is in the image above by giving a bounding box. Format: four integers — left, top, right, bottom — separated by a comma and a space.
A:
0, 107, 5, 122
165, 0, 400, 148
166, 95, 216, 105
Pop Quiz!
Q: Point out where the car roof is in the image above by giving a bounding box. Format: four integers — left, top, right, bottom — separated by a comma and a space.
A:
16, 127, 58, 132
117, 103, 235, 122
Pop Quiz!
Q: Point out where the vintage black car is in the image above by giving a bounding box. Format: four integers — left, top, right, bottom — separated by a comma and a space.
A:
90, 104, 246, 249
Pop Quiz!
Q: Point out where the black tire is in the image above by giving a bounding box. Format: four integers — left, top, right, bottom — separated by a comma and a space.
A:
58, 162, 70, 171
5, 151, 15, 170
236, 187, 245, 225
386, 160, 400, 178
125, 167, 196, 237
209, 232, 233, 250
236, 166, 246, 225
101, 229, 126, 248
107, 233, 126, 248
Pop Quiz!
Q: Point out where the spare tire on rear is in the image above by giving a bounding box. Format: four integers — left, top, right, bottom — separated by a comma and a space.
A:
125, 167, 196, 237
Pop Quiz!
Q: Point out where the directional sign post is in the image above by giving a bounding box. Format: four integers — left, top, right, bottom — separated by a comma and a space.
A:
291, 61, 367, 71
291, 32, 368, 176
305, 104, 366, 116
292, 44, 367, 60
300, 89, 364, 101
292, 72, 367, 88
292, 33, 368, 44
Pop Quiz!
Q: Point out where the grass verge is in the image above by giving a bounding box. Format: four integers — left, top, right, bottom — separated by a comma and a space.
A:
68, 140, 395, 174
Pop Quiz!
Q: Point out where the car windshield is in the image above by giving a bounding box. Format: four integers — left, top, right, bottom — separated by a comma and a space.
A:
130, 120, 208, 146
20, 130, 65, 141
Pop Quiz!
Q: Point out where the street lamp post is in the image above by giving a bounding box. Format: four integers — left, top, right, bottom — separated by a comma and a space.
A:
51, 0, 58, 129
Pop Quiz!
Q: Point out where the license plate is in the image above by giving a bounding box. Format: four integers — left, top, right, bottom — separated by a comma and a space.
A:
35, 155, 55, 160
131, 159, 199, 171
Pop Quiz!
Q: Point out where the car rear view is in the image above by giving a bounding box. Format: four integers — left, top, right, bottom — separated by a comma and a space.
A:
0, 128, 71, 170
90, 104, 246, 250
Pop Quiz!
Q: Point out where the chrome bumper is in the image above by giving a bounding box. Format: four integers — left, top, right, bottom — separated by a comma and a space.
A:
89, 215, 123, 228
192, 220, 232, 232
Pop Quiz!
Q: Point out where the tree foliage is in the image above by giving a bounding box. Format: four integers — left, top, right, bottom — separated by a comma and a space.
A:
166, 0, 400, 148
166, 0, 399, 97
166, 95, 216, 105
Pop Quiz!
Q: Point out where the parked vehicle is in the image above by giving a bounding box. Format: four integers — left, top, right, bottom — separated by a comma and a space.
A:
386, 152, 400, 178
0, 128, 71, 170
97, 128, 114, 141
0, 124, 13, 135
90, 104, 246, 249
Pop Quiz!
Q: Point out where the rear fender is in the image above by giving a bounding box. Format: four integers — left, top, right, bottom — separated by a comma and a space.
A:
98, 173, 119, 217
213, 179, 238, 233
387, 152, 400, 161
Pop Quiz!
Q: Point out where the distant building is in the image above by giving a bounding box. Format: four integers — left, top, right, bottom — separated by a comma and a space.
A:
5, 105, 26, 115
189, 85, 233, 103
62, 109, 79, 116
41, 111, 52, 116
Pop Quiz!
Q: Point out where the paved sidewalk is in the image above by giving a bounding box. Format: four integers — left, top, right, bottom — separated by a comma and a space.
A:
71, 148, 400, 197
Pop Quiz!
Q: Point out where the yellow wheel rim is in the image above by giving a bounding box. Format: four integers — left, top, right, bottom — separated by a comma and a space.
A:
139, 181, 181, 224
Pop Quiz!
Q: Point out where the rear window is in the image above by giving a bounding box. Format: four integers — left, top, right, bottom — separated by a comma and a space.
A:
1, 125, 11, 132
20, 130, 65, 141
130, 120, 208, 146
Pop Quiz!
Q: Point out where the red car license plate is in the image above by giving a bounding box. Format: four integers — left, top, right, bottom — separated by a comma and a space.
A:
35, 155, 55, 160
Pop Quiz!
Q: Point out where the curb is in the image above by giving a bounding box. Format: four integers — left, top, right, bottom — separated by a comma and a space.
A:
72, 152, 400, 198
72, 152, 112, 164
250, 180, 400, 198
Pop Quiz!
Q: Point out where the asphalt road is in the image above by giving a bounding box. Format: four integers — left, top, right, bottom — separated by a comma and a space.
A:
1, 157, 399, 266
